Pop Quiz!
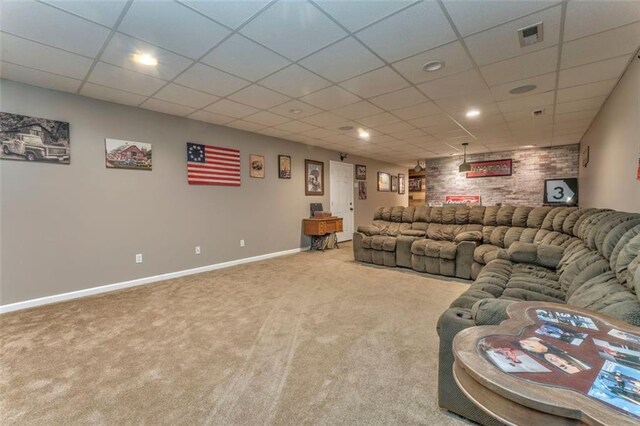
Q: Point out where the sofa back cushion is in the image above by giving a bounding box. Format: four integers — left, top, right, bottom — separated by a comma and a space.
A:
527, 207, 553, 228
401, 206, 415, 223
413, 206, 430, 222
512, 207, 533, 227
615, 233, 640, 288
496, 206, 516, 226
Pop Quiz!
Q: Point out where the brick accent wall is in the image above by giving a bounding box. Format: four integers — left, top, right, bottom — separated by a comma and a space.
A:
425, 145, 580, 206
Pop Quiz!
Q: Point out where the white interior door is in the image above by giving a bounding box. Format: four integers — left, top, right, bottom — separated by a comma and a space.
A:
330, 161, 354, 242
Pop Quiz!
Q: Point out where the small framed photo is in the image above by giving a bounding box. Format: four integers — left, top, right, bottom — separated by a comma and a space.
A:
355, 164, 366, 180
358, 181, 367, 200
398, 173, 405, 194
278, 155, 291, 179
377, 172, 391, 192
305, 159, 324, 195
249, 154, 265, 178
106, 138, 152, 170
409, 176, 422, 192
391, 175, 398, 192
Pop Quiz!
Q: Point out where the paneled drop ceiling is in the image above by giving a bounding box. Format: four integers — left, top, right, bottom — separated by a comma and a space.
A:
1, 0, 639, 166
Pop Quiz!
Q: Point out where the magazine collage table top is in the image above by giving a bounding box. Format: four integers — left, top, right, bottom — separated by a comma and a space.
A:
453, 302, 640, 425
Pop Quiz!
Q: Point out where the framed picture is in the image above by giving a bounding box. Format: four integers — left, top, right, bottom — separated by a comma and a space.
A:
278, 155, 291, 179
466, 159, 512, 178
358, 181, 367, 200
409, 176, 422, 192
377, 172, 391, 192
0, 112, 70, 164
391, 175, 398, 192
582, 146, 589, 167
445, 195, 481, 205
250, 154, 265, 178
355, 164, 366, 180
398, 173, 405, 194
305, 159, 324, 195
105, 138, 152, 170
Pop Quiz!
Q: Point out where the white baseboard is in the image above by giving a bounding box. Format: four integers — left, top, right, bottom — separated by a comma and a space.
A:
0, 246, 309, 314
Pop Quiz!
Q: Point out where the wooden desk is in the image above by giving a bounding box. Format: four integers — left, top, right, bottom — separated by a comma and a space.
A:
453, 302, 640, 426
303, 217, 343, 251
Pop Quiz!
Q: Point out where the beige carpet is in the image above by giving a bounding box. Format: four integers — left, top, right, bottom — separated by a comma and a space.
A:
0, 243, 472, 425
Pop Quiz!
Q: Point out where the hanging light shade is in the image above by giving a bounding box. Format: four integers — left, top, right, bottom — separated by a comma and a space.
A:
459, 143, 471, 173
414, 161, 423, 173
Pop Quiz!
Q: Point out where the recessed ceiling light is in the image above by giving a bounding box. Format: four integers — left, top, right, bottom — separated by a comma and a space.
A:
422, 60, 444, 72
465, 109, 480, 118
133, 53, 157, 66
509, 84, 537, 94
338, 126, 354, 131
357, 128, 370, 140
289, 108, 302, 114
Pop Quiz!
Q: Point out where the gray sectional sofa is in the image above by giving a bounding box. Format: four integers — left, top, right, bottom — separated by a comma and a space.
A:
353, 205, 640, 425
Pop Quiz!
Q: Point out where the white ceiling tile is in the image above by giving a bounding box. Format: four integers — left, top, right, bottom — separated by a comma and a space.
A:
355, 1, 456, 63
119, 0, 230, 59
299, 111, 346, 128
80, 82, 148, 106
554, 109, 599, 123
369, 87, 428, 111
551, 134, 583, 145
200, 34, 290, 82
100, 33, 193, 80
204, 99, 259, 118
258, 64, 331, 98
552, 126, 587, 137
0, 32, 93, 80
502, 108, 552, 123
498, 91, 555, 113
442, 0, 558, 36
187, 110, 235, 125
314, 0, 414, 32
227, 84, 291, 109
561, 22, 640, 69
407, 113, 453, 129
1, 61, 81, 94
356, 113, 401, 127
88, 62, 166, 96
558, 55, 630, 88
339, 66, 409, 98
391, 41, 475, 85
299, 85, 361, 109
552, 118, 592, 131
417, 70, 487, 100
480, 46, 558, 86
435, 90, 496, 114
564, 0, 640, 41
226, 120, 267, 132
256, 128, 293, 138
374, 121, 415, 135
42, 0, 126, 26
391, 102, 441, 120
489, 72, 556, 101
555, 79, 617, 103
243, 111, 290, 127
422, 120, 464, 134
388, 129, 428, 140
331, 101, 384, 120
174, 63, 250, 96
555, 96, 607, 114
299, 37, 384, 83
464, 6, 561, 66
141, 98, 196, 117
269, 100, 322, 119
153, 83, 219, 109
275, 120, 318, 134
0, 0, 110, 57
240, 0, 346, 60
179, 0, 271, 29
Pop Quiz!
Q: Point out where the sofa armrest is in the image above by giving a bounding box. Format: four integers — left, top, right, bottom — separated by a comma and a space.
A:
400, 229, 426, 237
454, 230, 483, 243
506, 242, 565, 269
471, 298, 517, 325
356, 225, 380, 236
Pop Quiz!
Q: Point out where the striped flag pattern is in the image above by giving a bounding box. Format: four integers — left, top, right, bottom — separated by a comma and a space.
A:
187, 143, 241, 186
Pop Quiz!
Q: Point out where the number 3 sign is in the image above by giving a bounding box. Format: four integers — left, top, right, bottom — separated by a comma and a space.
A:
544, 178, 578, 205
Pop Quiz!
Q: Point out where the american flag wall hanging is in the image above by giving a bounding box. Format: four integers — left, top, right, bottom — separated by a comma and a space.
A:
187, 143, 241, 186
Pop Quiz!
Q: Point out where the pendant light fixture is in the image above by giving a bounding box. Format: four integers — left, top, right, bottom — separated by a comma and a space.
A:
459, 143, 471, 173
413, 161, 423, 173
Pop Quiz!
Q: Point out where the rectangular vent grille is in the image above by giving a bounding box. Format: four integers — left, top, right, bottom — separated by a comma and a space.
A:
518, 22, 544, 47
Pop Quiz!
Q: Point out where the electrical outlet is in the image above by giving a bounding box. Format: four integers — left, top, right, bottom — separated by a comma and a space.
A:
195, 246, 201, 255
136, 254, 142, 264
240, 239, 245, 247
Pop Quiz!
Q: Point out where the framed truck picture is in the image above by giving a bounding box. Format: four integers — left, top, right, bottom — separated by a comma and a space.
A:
0, 112, 70, 164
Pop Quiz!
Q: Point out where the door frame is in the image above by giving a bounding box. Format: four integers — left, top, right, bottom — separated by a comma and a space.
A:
329, 160, 354, 242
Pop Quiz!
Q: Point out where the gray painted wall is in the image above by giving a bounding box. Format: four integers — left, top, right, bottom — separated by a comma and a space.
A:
0, 80, 407, 305
425, 145, 580, 206
579, 56, 640, 212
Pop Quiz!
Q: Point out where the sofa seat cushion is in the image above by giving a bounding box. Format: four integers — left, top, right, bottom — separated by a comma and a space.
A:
371, 235, 396, 251
361, 236, 373, 249
474, 244, 500, 264
411, 239, 457, 259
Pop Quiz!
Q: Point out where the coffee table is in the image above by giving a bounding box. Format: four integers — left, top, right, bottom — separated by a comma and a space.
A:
453, 302, 640, 426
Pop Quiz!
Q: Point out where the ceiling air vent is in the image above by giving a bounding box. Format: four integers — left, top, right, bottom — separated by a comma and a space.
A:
532, 108, 545, 117
518, 22, 543, 47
